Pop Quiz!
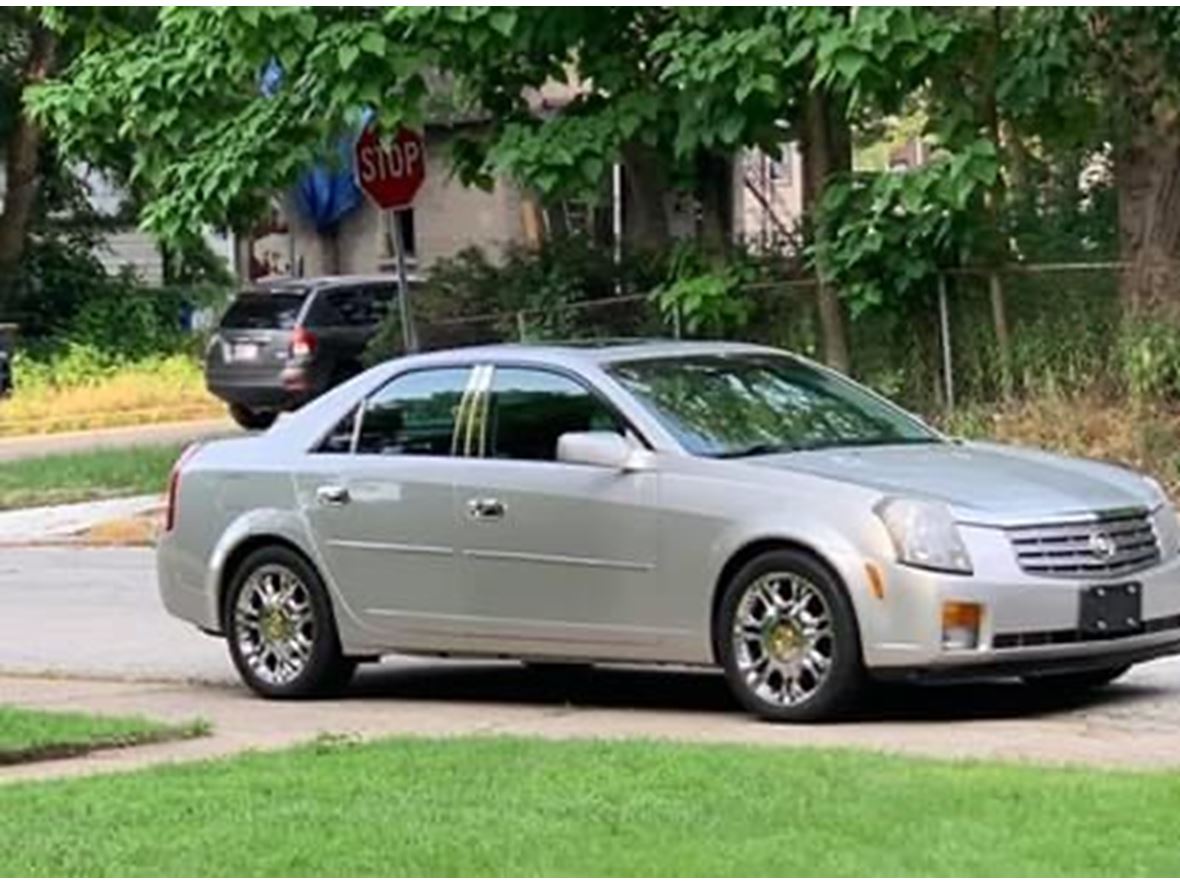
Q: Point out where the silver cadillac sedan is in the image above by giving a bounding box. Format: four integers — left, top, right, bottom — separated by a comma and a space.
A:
158, 341, 1180, 721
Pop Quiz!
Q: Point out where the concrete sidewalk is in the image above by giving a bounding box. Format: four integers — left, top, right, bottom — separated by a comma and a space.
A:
0, 417, 238, 463
6, 668, 1180, 783
0, 495, 161, 546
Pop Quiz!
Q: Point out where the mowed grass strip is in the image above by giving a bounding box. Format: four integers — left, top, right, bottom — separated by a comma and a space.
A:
0, 707, 208, 766
0, 443, 183, 510
2, 735, 1179, 876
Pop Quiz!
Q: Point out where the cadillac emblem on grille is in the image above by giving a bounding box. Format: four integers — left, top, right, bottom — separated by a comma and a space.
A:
1088, 531, 1118, 561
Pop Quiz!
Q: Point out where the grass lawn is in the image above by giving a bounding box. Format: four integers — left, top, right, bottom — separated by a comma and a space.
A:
1, 735, 1178, 876
0, 353, 220, 437
0, 707, 207, 765
0, 443, 183, 510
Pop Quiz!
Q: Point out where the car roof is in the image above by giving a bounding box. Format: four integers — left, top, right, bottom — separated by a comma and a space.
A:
398, 339, 786, 369
250, 274, 424, 294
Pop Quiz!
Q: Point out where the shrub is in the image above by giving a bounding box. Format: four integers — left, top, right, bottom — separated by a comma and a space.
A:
1118, 320, 1180, 401
651, 243, 755, 337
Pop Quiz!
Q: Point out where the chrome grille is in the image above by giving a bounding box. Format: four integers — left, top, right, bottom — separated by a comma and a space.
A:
1008, 510, 1161, 578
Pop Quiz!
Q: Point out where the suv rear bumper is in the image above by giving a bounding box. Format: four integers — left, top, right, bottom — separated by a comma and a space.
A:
206, 366, 324, 410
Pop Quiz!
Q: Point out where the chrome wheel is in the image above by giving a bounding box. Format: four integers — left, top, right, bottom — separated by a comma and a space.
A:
732, 571, 834, 709
233, 564, 315, 686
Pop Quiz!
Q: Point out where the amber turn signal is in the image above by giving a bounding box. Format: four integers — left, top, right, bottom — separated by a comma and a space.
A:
941, 601, 982, 650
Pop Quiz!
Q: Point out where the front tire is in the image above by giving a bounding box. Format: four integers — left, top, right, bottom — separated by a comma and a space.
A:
718, 550, 863, 722
225, 546, 356, 699
228, 403, 277, 431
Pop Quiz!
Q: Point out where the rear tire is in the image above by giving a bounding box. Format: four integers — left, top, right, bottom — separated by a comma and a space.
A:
1023, 665, 1130, 693
228, 403, 277, 431
225, 545, 355, 699
718, 549, 863, 722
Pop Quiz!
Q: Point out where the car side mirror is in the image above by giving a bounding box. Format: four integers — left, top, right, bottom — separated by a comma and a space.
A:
557, 431, 646, 472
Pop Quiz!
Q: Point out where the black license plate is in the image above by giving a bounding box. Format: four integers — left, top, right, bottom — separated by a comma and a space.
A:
1079, 582, 1143, 637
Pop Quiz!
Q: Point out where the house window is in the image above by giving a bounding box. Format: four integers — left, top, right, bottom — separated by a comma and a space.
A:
768, 148, 791, 185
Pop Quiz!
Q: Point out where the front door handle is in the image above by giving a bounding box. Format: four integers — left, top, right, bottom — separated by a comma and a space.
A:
467, 497, 506, 520
316, 485, 351, 506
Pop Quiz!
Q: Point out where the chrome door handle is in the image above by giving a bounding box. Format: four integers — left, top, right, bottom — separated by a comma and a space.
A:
316, 485, 351, 506
467, 497, 505, 520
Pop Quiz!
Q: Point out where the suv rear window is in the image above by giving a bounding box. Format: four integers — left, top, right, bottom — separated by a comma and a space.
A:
220, 293, 307, 330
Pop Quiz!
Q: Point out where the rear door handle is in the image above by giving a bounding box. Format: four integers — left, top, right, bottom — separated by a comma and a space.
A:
467, 497, 506, 520
316, 485, 351, 506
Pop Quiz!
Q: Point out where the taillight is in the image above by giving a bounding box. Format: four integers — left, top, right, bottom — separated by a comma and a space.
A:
290, 327, 317, 362
165, 443, 202, 533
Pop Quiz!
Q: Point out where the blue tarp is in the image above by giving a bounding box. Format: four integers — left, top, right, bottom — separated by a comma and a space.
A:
263, 60, 367, 233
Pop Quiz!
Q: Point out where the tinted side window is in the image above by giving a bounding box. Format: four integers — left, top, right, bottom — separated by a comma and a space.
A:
312, 288, 379, 327
370, 285, 396, 318
356, 368, 471, 456
487, 368, 622, 461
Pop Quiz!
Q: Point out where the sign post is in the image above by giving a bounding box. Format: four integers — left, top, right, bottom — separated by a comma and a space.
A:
353, 125, 427, 353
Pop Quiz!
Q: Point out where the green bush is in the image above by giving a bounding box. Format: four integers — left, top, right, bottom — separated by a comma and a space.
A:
1118, 320, 1180, 401
651, 243, 755, 337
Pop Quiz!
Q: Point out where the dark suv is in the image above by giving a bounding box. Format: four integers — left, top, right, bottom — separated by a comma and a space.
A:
206, 275, 404, 429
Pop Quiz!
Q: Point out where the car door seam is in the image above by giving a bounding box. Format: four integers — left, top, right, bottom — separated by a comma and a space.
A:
327, 539, 454, 557
462, 547, 653, 571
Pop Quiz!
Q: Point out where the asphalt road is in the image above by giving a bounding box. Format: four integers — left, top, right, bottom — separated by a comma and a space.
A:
2, 546, 1180, 717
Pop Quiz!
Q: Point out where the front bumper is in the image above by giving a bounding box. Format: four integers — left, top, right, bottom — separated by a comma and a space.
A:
856, 523, 1180, 676
873, 637, 1180, 683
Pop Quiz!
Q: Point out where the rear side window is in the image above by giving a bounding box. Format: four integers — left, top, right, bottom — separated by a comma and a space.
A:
220, 293, 306, 330
309, 287, 382, 327
356, 368, 471, 456
486, 367, 622, 461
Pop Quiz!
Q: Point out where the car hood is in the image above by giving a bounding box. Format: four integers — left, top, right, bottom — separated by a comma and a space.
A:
747, 441, 1154, 522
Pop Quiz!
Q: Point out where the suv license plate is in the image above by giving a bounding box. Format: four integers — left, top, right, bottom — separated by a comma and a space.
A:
229, 343, 260, 362
1079, 582, 1143, 637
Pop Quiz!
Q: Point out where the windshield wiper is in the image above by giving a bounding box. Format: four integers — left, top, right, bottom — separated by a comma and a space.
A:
712, 442, 801, 459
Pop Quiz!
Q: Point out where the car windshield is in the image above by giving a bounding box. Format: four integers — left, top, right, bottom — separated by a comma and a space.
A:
220, 292, 308, 330
607, 353, 940, 458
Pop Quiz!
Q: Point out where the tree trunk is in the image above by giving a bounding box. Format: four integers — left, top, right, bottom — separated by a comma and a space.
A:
983, 6, 1012, 396
1116, 133, 1180, 318
233, 230, 254, 285
620, 140, 670, 252
0, 24, 58, 273
801, 87, 851, 374
696, 149, 734, 255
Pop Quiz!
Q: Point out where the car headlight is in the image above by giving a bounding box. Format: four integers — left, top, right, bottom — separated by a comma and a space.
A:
1141, 474, 1170, 506
1141, 476, 1180, 556
1155, 504, 1180, 557
874, 497, 973, 575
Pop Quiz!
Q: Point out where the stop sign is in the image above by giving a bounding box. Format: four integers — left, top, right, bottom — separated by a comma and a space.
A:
353, 125, 426, 210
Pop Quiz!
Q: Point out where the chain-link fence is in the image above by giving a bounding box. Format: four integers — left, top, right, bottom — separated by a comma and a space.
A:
410, 262, 1130, 413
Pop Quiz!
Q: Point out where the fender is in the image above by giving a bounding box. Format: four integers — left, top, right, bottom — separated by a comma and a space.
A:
207, 507, 386, 655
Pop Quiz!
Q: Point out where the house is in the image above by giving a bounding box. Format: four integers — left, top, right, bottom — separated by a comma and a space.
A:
263, 125, 531, 279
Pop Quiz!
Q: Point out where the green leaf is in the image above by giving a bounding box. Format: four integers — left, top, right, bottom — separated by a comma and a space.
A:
489, 9, 517, 37
360, 31, 386, 56
338, 44, 360, 72
784, 37, 814, 68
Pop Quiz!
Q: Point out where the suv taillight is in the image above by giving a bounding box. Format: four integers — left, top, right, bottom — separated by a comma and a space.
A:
165, 443, 202, 533
290, 326, 317, 362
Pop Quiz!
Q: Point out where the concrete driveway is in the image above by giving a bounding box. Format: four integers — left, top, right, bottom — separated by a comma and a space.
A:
6, 546, 1180, 779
